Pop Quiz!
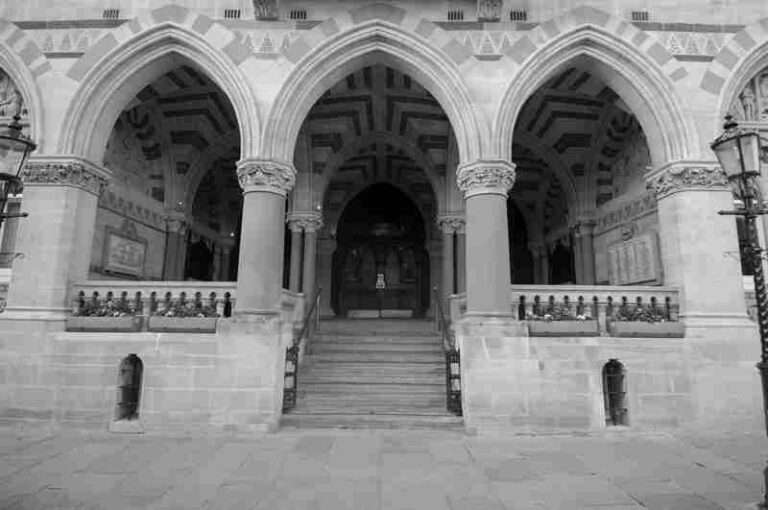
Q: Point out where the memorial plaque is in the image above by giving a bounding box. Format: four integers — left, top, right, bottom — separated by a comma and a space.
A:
607, 232, 660, 285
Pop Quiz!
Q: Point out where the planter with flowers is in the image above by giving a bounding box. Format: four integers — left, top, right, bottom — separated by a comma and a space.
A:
147, 298, 219, 333
66, 298, 143, 332
525, 301, 599, 337
607, 303, 684, 338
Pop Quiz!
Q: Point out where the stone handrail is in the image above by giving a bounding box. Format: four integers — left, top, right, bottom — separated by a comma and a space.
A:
449, 284, 681, 333
70, 281, 306, 323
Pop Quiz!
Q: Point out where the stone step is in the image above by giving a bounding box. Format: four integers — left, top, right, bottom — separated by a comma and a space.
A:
296, 392, 446, 405
292, 401, 449, 414
309, 352, 444, 363
311, 334, 440, 344
300, 373, 444, 385
309, 343, 443, 354
280, 413, 463, 430
298, 382, 445, 394
317, 319, 435, 336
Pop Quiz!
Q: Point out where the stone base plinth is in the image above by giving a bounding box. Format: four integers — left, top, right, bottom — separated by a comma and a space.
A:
457, 316, 763, 435
0, 314, 290, 434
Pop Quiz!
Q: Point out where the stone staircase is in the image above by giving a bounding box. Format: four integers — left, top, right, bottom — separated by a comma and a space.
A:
280, 319, 463, 430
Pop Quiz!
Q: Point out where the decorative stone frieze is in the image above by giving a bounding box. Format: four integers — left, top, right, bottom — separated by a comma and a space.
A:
457, 161, 516, 198
437, 214, 466, 234
236, 159, 296, 195
286, 212, 323, 233
594, 192, 657, 235
22, 157, 111, 196
645, 163, 728, 199
98, 190, 165, 230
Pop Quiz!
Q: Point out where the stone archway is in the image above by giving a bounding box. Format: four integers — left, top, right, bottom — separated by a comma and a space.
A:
58, 12, 259, 164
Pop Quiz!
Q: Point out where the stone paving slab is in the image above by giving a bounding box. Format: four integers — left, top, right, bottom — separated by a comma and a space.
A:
0, 428, 764, 510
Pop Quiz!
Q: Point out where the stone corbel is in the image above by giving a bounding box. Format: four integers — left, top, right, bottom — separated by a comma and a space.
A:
437, 213, 465, 234
645, 161, 729, 200
21, 156, 112, 196
164, 210, 188, 235
457, 160, 516, 198
286, 211, 323, 233
237, 159, 296, 196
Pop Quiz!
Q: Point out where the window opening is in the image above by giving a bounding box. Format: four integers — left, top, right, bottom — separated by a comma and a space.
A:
603, 359, 628, 426
116, 354, 143, 421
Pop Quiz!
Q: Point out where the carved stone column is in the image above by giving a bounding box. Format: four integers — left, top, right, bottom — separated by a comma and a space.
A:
285, 216, 304, 293
317, 236, 336, 317
4, 157, 110, 317
437, 217, 456, 304
528, 242, 544, 284
646, 162, 751, 326
458, 160, 515, 316
298, 213, 322, 299
163, 210, 188, 280
572, 219, 596, 285
455, 220, 466, 293
0, 198, 21, 268
235, 159, 295, 315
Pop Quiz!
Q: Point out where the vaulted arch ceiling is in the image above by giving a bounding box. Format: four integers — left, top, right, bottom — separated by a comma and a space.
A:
103, 64, 241, 235
302, 64, 450, 228
513, 65, 649, 221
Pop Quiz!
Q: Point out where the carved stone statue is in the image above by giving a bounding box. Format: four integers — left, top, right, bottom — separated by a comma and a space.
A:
0, 70, 23, 117
253, 0, 278, 20
740, 85, 757, 121
477, 0, 502, 21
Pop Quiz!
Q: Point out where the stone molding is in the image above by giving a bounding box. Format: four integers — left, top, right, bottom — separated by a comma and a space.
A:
164, 211, 189, 235
645, 162, 729, 199
457, 160, 516, 198
437, 214, 466, 234
237, 159, 296, 195
571, 219, 597, 237
21, 157, 111, 196
286, 211, 324, 233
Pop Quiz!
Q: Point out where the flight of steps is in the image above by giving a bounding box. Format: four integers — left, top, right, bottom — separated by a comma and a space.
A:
280, 319, 463, 430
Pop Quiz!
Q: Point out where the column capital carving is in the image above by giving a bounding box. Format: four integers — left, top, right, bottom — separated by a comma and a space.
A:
645, 161, 729, 199
236, 158, 296, 195
570, 217, 597, 237
457, 160, 516, 198
21, 156, 111, 196
437, 213, 465, 234
286, 211, 323, 233
163, 210, 188, 234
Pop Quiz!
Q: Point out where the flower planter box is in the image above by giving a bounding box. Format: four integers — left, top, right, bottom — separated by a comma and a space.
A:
147, 316, 217, 333
65, 316, 143, 332
527, 320, 599, 337
608, 320, 685, 338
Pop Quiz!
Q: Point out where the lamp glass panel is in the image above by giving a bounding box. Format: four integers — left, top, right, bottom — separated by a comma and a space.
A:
712, 135, 742, 178
738, 131, 762, 175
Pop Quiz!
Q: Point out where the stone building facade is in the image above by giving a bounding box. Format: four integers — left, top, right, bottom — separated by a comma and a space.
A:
0, 0, 767, 434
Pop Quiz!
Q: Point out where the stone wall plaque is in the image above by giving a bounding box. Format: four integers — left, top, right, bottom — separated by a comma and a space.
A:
607, 232, 660, 285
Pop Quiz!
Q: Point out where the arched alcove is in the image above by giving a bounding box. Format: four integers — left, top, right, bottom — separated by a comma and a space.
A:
602, 359, 628, 426
115, 354, 143, 421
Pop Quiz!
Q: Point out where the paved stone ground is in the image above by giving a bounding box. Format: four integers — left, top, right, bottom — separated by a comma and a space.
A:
0, 427, 765, 510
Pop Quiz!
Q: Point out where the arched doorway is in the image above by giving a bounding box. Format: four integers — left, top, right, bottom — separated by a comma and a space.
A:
332, 183, 429, 318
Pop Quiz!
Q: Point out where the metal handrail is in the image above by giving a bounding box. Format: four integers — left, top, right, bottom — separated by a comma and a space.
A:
282, 287, 322, 412
433, 286, 462, 416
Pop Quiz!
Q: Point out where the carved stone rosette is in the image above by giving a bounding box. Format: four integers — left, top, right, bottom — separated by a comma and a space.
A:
457, 160, 516, 198
21, 157, 111, 196
237, 159, 296, 195
437, 214, 466, 234
646, 163, 729, 199
286, 211, 323, 233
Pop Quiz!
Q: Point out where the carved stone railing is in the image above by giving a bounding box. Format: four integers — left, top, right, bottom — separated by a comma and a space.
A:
70, 281, 306, 326
449, 284, 681, 334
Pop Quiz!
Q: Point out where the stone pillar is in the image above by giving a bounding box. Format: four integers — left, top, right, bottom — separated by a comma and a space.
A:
235, 160, 295, 315
300, 214, 322, 299
646, 162, 753, 329
163, 211, 188, 280
573, 220, 596, 285
457, 161, 515, 316
541, 246, 549, 284
4, 157, 110, 317
456, 221, 466, 294
0, 199, 21, 268
317, 237, 336, 317
571, 225, 585, 284
220, 246, 232, 280
286, 220, 303, 293
528, 242, 543, 284
438, 218, 455, 303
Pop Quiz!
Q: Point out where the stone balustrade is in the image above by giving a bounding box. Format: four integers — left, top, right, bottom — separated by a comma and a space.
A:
449, 284, 681, 334
69, 281, 306, 326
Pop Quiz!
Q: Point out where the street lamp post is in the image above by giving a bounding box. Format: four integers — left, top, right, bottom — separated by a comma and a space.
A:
710, 115, 768, 508
0, 114, 35, 232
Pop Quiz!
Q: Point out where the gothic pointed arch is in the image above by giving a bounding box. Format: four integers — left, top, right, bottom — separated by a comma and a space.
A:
0, 19, 49, 147
494, 7, 696, 167
262, 20, 486, 167
59, 7, 259, 163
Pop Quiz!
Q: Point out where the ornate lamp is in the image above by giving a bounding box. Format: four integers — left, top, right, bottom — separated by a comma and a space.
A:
711, 115, 768, 509
0, 114, 35, 229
